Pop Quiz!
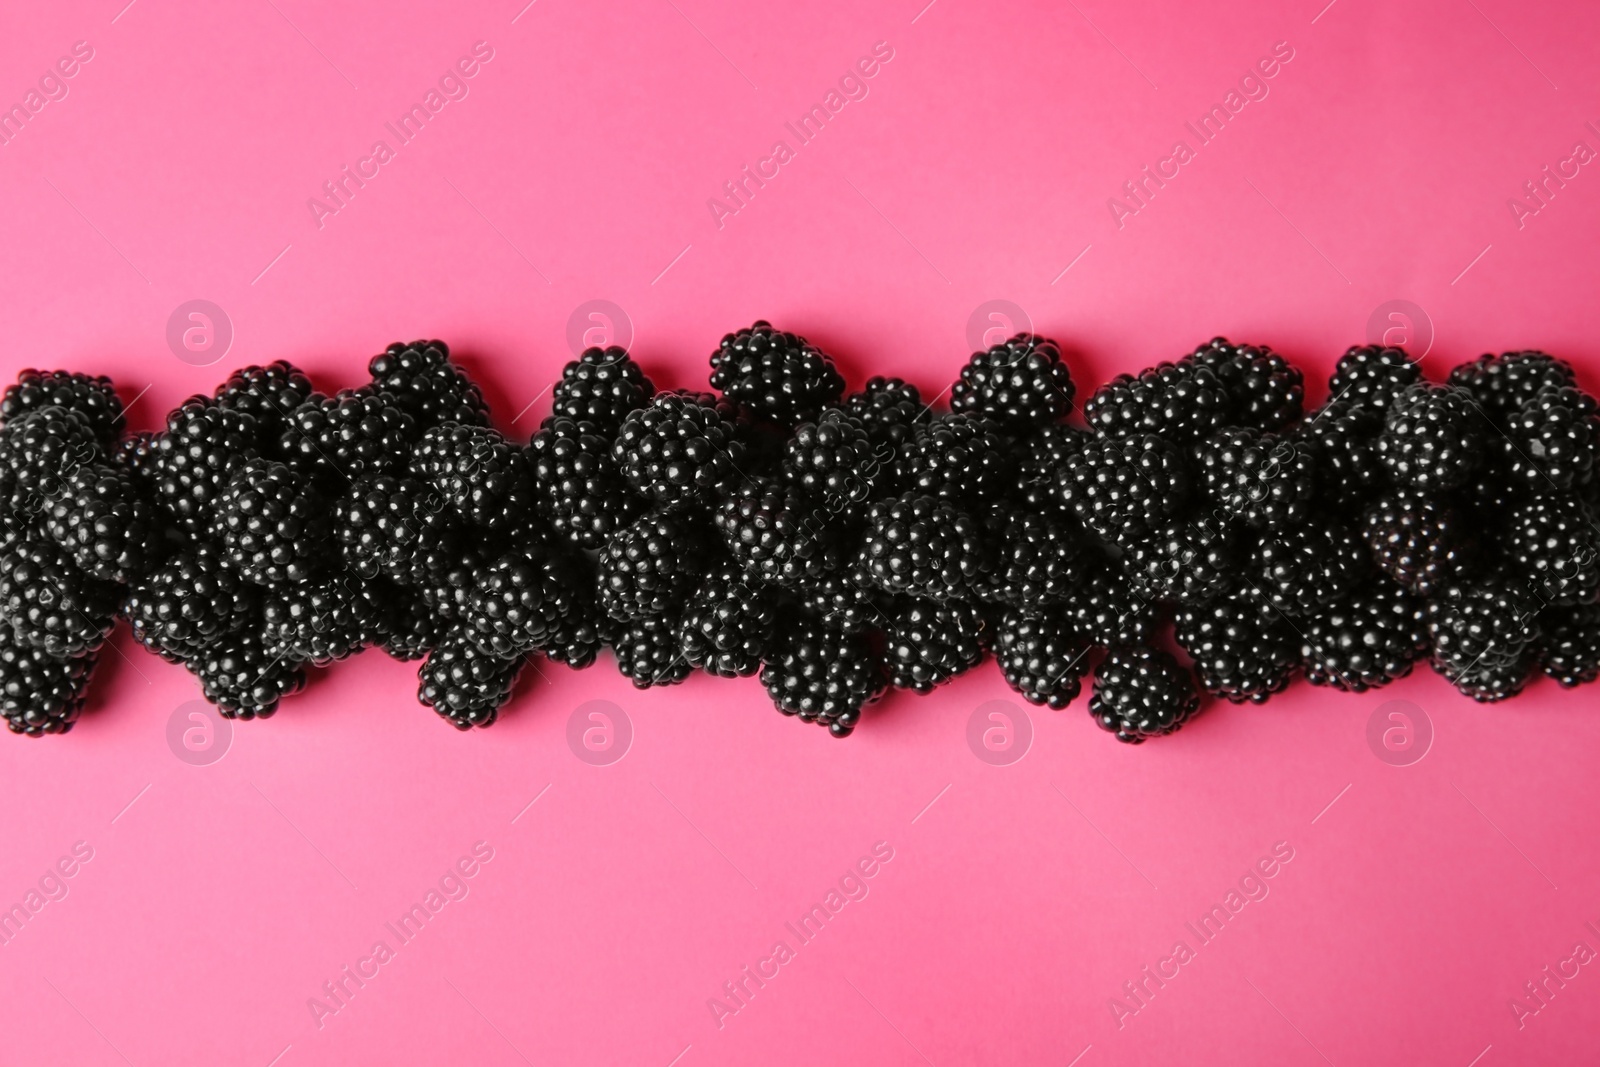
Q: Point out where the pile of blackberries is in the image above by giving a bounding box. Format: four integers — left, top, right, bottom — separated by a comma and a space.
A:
1, 327, 1596, 742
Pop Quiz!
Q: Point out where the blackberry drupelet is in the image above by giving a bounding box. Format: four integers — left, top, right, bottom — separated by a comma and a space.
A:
1295, 402, 1388, 509
1538, 603, 1600, 688
1427, 579, 1540, 702
122, 543, 259, 661
1500, 384, 1598, 492
462, 539, 584, 657
1082, 358, 1231, 442
1123, 514, 1239, 604
993, 608, 1092, 709
152, 397, 258, 533
1377, 383, 1486, 491
1088, 645, 1201, 744
2, 369, 123, 443
1192, 428, 1315, 529
613, 391, 746, 507
0, 631, 95, 736
550, 346, 655, 431
1326, 344, 1419, 414
838, 376, 928, 447
417, 631, 525, 729
1448, 350, 1576, 425
1188, 337, 1304, 431
856, 492, 992, 601
1256, 521, 1369, 616
782, 411, 876, 499
1067, 561, 1159, 646
1175, 592, 1298, 704
186, 632, 306, 719
1299, 582, 1428, 692
42, 463, 163, 583
710, 321, 844, 426
1, 405, 104, 514
367, 340, 489, 431
410, 422, 534, 532
1058, 433, 1193, 544
760, 617, 885, 737
0, 537, 118, 658
882, 597, 989, 692
1504, 494, 1600, 606
890, 413, 1015, 504
1361, 489, 1474, 596
217, 458, 332, 586
677, 563, 778, 677
612, 613, 692, 688
334, 474, 458, 585
214, 361, 317, 443
279, 388, 415, 486
949, 332, 1075, 430
714, 479, 843, 590
597, 510, 709, 621
979, 507, 1090, 607
529, 415, 644, 550
261, 572, 381, 665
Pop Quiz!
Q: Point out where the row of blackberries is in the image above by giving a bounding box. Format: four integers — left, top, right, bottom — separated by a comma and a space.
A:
0, 325, 1595, 743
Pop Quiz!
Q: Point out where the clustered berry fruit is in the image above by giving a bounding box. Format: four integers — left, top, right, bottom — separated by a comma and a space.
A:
0, 335, 1594, 741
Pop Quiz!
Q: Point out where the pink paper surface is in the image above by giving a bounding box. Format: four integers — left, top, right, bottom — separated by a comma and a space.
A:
2, 0, 1598, 1063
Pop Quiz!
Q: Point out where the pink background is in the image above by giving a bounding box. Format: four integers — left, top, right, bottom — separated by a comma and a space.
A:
2, 0, 1599, 1063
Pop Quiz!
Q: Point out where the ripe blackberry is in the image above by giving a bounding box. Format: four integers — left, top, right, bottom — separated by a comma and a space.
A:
1538, 603, 1600, 688
109, 429, 161, 496
1174, 593, 1297, 704
612, 613, 692, 688
1082, 358, 1230, 442
2, 370, 123, 443
186, 632, 306, 719
416, 543, 492, 620
1500, 385, 1598, 492
0, 632, 95, 737
122, 543, 259, 661
152, 397, 259, 533
1327, 344, 1419, 414
279, 389, 415, 486
993, 608, 1092, 709
417, 632, 525, 729
882, 597, 988, 692
1300, 583, 1427, 692
715, 479, 843, 590
1448, 350, 1576, 425
529, 415, 644, 549
677, 563, 778, 677
379, 588, 449, 661
1296, 401, 1387, 509
1427, 579, 1540, 702
838, 376, 928, 447
857, 492, 992, 601
1188, 337, 1304, 431
261, 572, 381, 664
782, 411, 876, 499
949, 332, 1075, 430
1504, 494, 1600, 606
463, 540, 584, 658
793, 569, 886, 633
1058, 433, 1193, 544
1361, 488, 1475, 596
710, 321, 844, 426
1, 405, 103, 515
613, 391, 746, 507
1123, 515, 1239, 604
545, 596, 616, 670
1088, 645, 1201, 744
1067, 560, 1158, 645
597, 510, 709, 621
334, 474, 458, 584
979, 507, 1090, 607
760, 618, 885, 737
214, 361, 316, 443
410, 422, 534, 532
891, 413, 1015, 504
1192, 428, 1314, 529
42, 463, 163, 583
367, 339, 489, 431
0, 537, 117, 658
1256, 521, 1369, 616
217, 459, 332, 586
1377, 383, 1486, 491
550, 346, 655, 430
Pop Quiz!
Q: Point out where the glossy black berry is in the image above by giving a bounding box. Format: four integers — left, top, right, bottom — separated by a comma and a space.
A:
1499, 384, 1598, 492
1192, 428, 1315, 529
1504, 494, 1600, 606
1538, 603, 1600, 688
677, 563, 778, 678
186, 632, 306, 719
857, 492, 992, 601
882, 597, 988, 692
0, 631, 95, 737
1189, 337, 1304, 431
838, 376, 928, 447
1299, 582, 1427, 692
994, 608, 1092, 709
1083, 358, 1230, 442
1089, 646, 1201, 743
782, 411, 876, 499
417, 631, 524, 729
612, 613, 692, 688
715, 479, 844, 590
1059, 433, 1193, 544
597, 510, 708, 621
334, 474, 458, 585
760, 617, 884, 737
949, 333, 1075, 430
42, 463, 163, 583
367, 340, 489, 431
613, 391, 746, 507
551, 346, 655, 431
1427, 579, 1540, 702
1377, 383, 1486, 491
529, 415, 644, 550
0, 537, 118, 658
1361, 488, 1476, 596
979, 507, 1090, 608
214, 361, 317, 443
279, 388, 414, 486
2, 370, 123, 443
1175, 592, 1297, 704
217, 459, 332, 586
122, 543, 259, 661
261, 573, 381, 665
463, 539, 584, 658
891, 413, 1015, 504
1448, 350, 1576, 425
1327, 344, 1419, 414
1122, 514, 1239, 604
1, 405, 104, 515
152, 397, 259, 533
1256, 521, 1369, 616
1296, 401, 1388, 509
1067, 561, 1158, 646
410, 422, 534, 532
710, 321, 844, 426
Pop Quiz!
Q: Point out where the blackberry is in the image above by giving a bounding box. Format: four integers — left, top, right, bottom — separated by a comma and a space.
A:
1500, 385, 1598, 492
1088, 645, 1201, 744
217, 459, 332, 586
42, 463, 163, 583
529, 415, 644, 549
597, 510, 709, 621
611, 613, 692, 688
417, 632, 525, 729
122, 543, 259, 661
1448, 350, 1576, 425
214, 361, 316, 442
1058, 433, 1193, 543
550, 346, 655, 431
882, 597, 989, 692
856, 492, 992, 601
782, 411, 876, 499
979, 507, 1090, 607
410, 422, 534, 532
1082, 358, 1230, 442
1188, 337, 1304, 431
1014, 423, 1089, 512
1, 405, 103, 515
334, 474, 458, 584
793, 569, 886, 632
1377, 383, 1487, 491
891, 413, 1014, 504
279, 389, 415, 486
463, 540, 584, 657
838, 376, 928, 447
152, 397, 259, 533
545, 596, 615, 670
710, 321, 844, 426
416, 543, 492, 620
613, 391, 746, 507
367, 340, 489, 431
1192, 428, 1315, 529
1538, 603, 1600, 687
261, 572, 380, 664
1296, 401, 1387, 509
1256, 521, 1369, 616
1327, 344, 1419, 414
1174, 593, 1297, 704
379, 588, 450, 661
1361, 489, 1475, 596
0, 538, 117, 658
677, 563, 778, 677
760, 618, 885, 737
1300, 583, 1427, 692
186, 632, 306, 719
2, 370, 123, 443
0, 633, 95, 737
1427, 579, 1540, 702
1123, 515, 1239, 604
109, 429, 160, 494
949, 332, 1075, 430
1504, 494, 1600, 606
993, 608, 1092, 709
715, 479, 844, 590
1067, 562, 1158, 645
